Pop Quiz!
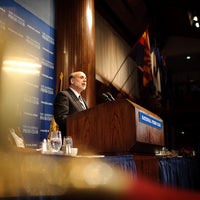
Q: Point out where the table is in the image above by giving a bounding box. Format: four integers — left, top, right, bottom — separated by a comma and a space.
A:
158, 157, 200, 191
0, 149, 136, 199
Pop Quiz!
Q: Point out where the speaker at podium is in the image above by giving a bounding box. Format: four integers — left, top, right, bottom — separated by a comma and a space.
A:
66, 99, 164, 155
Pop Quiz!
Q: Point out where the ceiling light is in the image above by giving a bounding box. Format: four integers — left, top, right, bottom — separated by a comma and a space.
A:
186, 56, 191, 60
181, 131, 185, 135
193, 16, 198, 21
195, 22, 199, 28
188, 11, 200, 28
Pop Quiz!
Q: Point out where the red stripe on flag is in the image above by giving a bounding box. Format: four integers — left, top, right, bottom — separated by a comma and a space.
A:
140, 29, 152, 87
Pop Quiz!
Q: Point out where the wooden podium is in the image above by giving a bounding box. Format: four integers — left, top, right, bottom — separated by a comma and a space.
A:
66, 99, 164, 154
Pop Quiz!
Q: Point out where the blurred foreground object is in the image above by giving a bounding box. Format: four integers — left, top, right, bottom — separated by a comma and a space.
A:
0, 150, 200, 200
9, 128, 25, 148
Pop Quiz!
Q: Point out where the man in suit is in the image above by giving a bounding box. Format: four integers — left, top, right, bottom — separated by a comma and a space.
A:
53, 71, 87, 136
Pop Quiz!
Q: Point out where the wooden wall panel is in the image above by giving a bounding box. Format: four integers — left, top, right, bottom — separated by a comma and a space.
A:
55, 0, 96, 107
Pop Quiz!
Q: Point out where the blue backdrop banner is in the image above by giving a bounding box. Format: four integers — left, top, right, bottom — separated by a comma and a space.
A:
0, 0, 56, 148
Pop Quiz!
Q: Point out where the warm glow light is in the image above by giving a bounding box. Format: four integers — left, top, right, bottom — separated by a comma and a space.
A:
2, 59, 41, 74
82, 161, 113, 186
2, 66, 40, 74
86, 5, 92, 30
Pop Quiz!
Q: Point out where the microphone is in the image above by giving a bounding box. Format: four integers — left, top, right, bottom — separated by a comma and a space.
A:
102, 93, 112, 102
106, 92, 115, 101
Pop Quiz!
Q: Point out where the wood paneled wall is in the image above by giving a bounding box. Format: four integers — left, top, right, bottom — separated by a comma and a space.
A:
55, 0, 96, 108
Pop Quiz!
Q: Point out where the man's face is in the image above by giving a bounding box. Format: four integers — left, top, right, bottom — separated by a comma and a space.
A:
71, 72, 87, 93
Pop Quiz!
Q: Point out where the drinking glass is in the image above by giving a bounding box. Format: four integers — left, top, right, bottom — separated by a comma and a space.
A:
49, 131, 62, 152
65, 136, 73, 155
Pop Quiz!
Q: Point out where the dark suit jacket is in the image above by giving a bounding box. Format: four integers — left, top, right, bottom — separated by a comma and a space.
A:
53, 88, 87, 136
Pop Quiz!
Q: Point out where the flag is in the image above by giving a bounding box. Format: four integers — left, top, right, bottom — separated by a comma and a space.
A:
48, 72, 64, 135
49, 116, 59, 133
132, 29, 152, 87
151, 47, 161, 96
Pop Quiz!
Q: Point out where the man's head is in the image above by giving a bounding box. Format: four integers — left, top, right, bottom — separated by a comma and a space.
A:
68, 71, 87, 93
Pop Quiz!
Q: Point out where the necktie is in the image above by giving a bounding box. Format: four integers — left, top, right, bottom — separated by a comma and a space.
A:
78, 95, 86, 110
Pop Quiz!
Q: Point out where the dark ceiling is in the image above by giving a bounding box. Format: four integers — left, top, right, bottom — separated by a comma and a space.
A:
95, 0, 200, 55
95, 0, 200, 149
95, 0, 200, 97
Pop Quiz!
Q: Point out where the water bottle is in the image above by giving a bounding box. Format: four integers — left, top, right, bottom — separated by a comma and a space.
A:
42, 139, 47, 153
65, 136, 73, 155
